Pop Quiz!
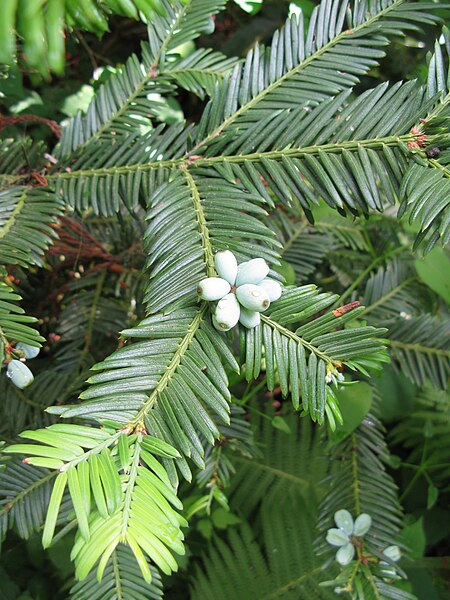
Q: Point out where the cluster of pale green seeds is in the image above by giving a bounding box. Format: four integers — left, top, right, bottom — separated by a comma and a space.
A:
197, 251, 282, 331
327, 509, 401, 571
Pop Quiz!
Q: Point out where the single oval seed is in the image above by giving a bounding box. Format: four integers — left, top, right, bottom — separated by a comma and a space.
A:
16, 343, 40, 359
259, 278, 282, 302
197, 277, 231, 301
239, 307, 261, 329
214, 293, 240, 330
235, 258, 269, 287
236, 284, 270, 312
214, 250, 238, 285
7, 360, 34, 389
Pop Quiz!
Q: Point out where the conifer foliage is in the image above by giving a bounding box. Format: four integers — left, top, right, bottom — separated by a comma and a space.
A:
0, 0, 449, 598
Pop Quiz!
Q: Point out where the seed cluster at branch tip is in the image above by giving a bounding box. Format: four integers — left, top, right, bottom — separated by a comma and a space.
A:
197, 250, 283, 331
3, 342, 40, 389
326, 509, 402, 584
326, 509, 372, 565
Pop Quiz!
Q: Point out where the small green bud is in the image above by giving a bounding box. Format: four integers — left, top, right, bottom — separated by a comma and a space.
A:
236, 284, 270, 312
214, 293, 240, 331
239, 307, 261, 329
197, 277, 231, 301
235, 258, 269, 287
259, 278, 282, 302
6, 360, 34, 389
214, 250, 238, 285
16, 343, 40, 359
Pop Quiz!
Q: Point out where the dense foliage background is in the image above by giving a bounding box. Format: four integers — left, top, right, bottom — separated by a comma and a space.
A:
0, 1, 449, 599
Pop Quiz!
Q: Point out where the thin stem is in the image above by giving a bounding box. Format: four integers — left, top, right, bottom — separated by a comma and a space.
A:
184, 171, 215, 276
49, 518, 78, 546
237, 376, 268, 406
388, 339, 450, 359
59, 432, 121, 471
280, 221, 308, 256
264, 566, 323, 598
261, 313, 332, 363
47, 158, 178, 181
75, 31, 99, 71
428, 158, 450, 179
196, 135, 415, 165
233, 456, 310, 488
150, 4, 189, 68
362, 225, 377, 260
399, 441, 428, 503
159, 66, 231, 79
335, 246, 405, 307
346, 560, 361, 593
245, 405, 273, 421
359, 276, 418, 318
206, 446, 223, 514
112, 551, 124, 600
399, 469, 423, 503
361, 564, 382, 600
120, 434, 142, 538
44, 133, 426, 183
0, 470, 57, 518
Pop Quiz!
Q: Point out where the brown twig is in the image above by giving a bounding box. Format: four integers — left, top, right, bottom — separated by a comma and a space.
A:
0, 114, 62, 138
